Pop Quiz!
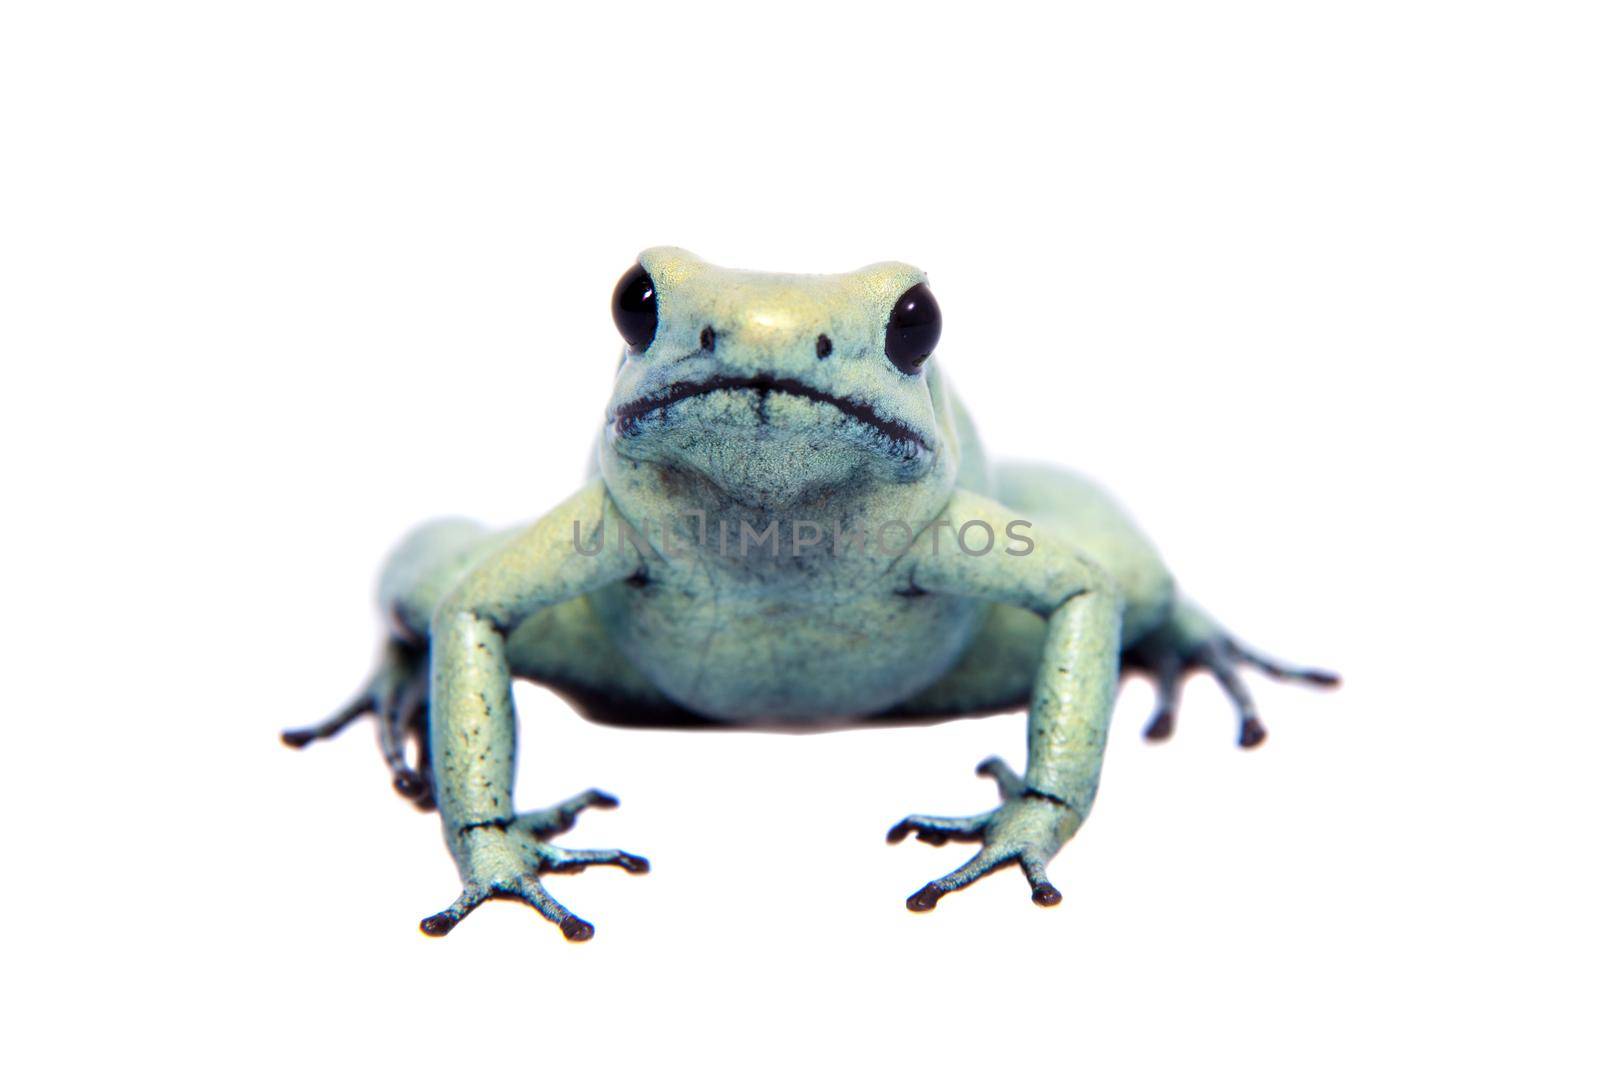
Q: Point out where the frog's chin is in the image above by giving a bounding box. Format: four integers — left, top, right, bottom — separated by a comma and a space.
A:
605, 387, 936, 510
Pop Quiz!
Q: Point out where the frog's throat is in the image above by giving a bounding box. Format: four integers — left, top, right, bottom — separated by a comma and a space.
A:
609, 373, 932, 455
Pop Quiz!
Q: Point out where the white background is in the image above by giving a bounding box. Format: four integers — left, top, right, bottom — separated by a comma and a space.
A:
3, 2, 1596, 1064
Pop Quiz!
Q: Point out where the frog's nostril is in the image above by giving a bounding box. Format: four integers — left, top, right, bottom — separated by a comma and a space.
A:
700, 326, 716, 352
816, 334, 833, 359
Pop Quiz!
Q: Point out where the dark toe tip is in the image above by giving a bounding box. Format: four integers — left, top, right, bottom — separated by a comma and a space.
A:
560, 916, 595, 942
1239, 720, 1268, 748
906, 885, 944, 912
1306, 669, 1342, 688
392, 771, 427, 798
1032, 882, 1063, 907
1144, 712, 1174, 742
419, 913, 458, 937
619, 853, 651, 874
280, 729, 313, 749
590, 790, 620, 809
886, 821, 912, 844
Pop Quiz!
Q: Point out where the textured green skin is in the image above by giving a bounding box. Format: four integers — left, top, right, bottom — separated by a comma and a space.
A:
293, 247, 1335, 939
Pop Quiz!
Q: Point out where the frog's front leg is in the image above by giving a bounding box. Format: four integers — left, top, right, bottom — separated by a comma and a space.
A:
887, 489, 1121, 912
420, 481, 649, 941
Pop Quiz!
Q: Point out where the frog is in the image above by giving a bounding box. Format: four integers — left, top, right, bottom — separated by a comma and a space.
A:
283, 247, 1338, 941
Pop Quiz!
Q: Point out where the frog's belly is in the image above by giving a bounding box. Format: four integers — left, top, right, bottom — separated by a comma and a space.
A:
590, 584, 981, 722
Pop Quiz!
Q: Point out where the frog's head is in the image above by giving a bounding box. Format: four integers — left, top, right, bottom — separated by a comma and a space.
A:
601, 247, 953, 509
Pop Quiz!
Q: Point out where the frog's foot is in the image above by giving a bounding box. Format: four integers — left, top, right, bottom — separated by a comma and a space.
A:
888, 757, 1080, 912
281, 638, 437, 811
1124, 604, 1339, 749
419, 791, 649, 941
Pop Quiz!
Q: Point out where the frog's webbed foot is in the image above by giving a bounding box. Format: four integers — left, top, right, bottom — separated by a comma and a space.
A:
888, 758, 1079, 912
420, 791, 649, 941
1125, 606, 1339, 748
281, 639, 437, 811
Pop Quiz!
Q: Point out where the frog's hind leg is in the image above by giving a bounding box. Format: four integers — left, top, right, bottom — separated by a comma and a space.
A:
374, 643, 434, 808
282, 637, 439, 810
284, 518, 497, 810
1124, 599, 1339, 748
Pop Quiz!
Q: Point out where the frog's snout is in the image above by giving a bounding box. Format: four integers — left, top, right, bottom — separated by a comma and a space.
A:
694, 318, 834, 365
687, 310, 839, 380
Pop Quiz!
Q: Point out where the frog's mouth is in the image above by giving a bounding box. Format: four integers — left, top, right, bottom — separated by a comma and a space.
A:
610, 373, 933, 455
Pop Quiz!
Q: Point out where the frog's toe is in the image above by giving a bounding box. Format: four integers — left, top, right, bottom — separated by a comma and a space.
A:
419, 884, 490, 937
905, 848, 1011, 911
905, 843, 1064, 912
889, 758, 1023, 845
886, 813, 987, 846
391, 767, 431, 804
1026, 861, 1064, 906
512, 788, 623, 840
1198, 638, 1339, 748
974, 755, 1024, 799
1142, 709, 1176, 741
1226, 638, 1341, 689
504, 876, 596, 940
1138, 646, 1182, 742
419, 873, 605, 941
280, 694, 374, 748
377, 667, 434, 810
1196, 644, 1268, 749
539, 845, 651, 875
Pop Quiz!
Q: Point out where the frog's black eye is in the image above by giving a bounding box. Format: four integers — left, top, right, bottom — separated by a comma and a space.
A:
884, 282, 941, 374
611, 263, 658, 352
